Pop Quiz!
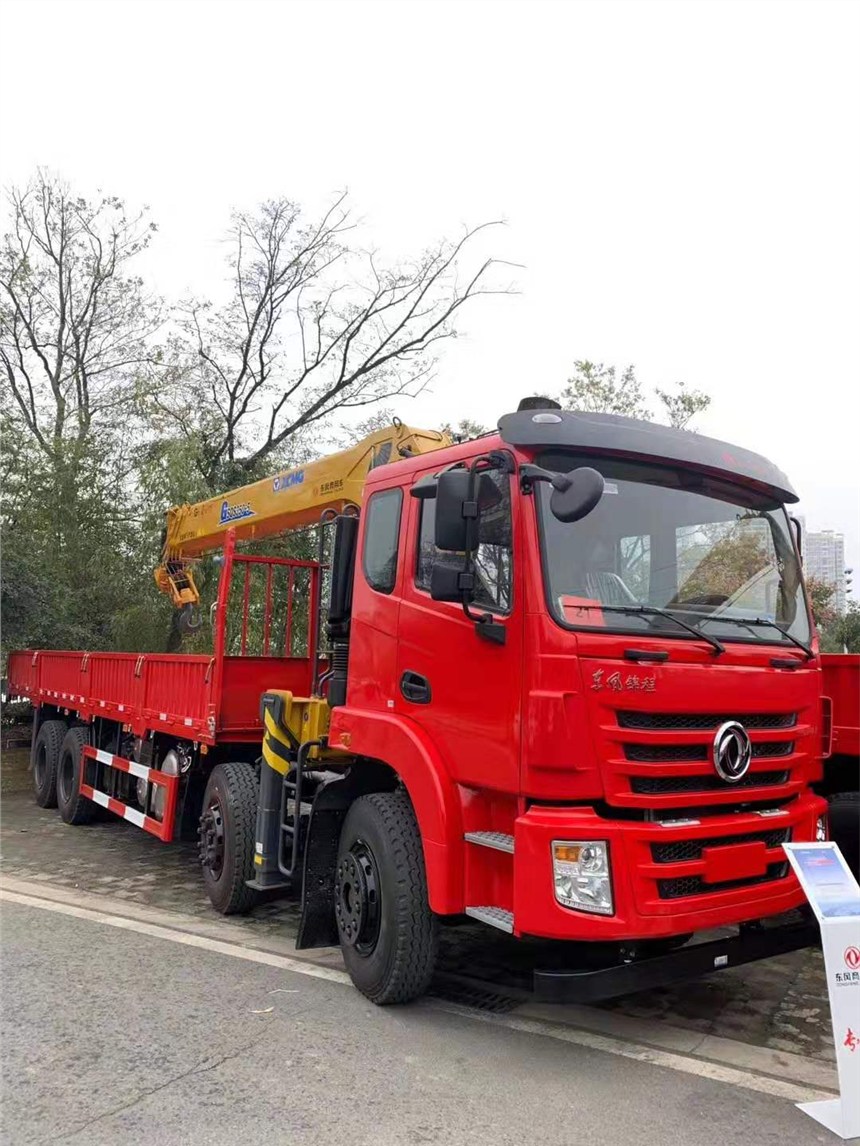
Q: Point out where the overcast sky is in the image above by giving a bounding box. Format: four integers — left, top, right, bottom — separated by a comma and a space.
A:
2, 0, 858, 582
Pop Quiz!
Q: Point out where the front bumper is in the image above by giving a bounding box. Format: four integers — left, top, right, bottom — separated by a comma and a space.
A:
532, 917, 819, 1003
513, 790, 827, 940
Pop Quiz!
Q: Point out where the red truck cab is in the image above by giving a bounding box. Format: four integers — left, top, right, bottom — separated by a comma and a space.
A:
323, 406, 826, 972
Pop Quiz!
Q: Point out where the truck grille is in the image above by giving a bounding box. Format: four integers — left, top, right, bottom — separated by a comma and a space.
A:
624, 741, 794, 762
618, 711, 796, 731
632, 770, 789, 795
651, 827, 791, 864
658, 862, 790, 899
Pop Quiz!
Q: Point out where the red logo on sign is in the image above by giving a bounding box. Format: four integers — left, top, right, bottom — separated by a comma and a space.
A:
845, 1029, 859, 1053
845, 947, 860, 970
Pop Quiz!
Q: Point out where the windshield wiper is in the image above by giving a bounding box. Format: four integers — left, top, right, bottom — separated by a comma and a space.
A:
696, 614, 814, 659
599, 604, 726, 656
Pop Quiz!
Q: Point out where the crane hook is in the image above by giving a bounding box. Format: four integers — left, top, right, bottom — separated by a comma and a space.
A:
178, 603, 203, 636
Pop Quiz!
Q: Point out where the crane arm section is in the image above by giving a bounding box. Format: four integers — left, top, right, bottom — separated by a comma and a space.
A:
154, 422, 450, 608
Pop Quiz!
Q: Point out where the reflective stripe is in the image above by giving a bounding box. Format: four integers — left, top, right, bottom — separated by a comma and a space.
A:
123, 804, 146, 829
88, 747, 151, 783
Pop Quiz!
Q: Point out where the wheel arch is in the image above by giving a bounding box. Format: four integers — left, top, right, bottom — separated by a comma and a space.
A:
301, 708, 464, 934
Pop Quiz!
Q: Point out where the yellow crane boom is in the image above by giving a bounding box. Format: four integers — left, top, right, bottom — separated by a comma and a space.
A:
154, 421, 450, 609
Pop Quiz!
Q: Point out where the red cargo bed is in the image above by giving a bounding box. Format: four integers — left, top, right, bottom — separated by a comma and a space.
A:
6, 538, 324, 747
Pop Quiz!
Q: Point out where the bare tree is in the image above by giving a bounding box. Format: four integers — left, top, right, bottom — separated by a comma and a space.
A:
559, 361, 711, 429
156, 196, 513, 490
0, 171, 160, 465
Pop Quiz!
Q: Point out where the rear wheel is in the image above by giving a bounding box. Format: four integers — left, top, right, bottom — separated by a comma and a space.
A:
829, 792, 860, 880
32, 720, 66, 808
335, 790, 438, 1004
57, 727, 95, 825
199, 762, 260, 915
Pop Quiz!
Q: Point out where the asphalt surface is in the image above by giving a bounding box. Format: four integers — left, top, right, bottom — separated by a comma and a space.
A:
0, 898, 838, 1146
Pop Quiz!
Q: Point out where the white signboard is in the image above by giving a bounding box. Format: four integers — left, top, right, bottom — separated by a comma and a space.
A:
783, 842, 860, 1140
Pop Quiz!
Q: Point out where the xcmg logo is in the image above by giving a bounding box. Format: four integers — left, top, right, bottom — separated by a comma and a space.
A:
273, 469, 304, 493
219, 500, 255, 524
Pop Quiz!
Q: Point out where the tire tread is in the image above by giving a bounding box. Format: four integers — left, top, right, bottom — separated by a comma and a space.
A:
345, 789, 438, 1005
32, 720, 66, 808
57, 726, 95, 825
201, 761, 260, 915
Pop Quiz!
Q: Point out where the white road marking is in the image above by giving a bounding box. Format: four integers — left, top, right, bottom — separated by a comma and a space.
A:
427, 1000, 832, 1104
0, 887, 350, 986
0, 884, 834, 1104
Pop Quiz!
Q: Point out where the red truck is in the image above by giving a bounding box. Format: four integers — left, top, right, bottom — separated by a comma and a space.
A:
7, 402, 831, 1004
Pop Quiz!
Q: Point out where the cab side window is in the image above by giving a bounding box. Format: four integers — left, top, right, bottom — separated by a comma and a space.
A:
416, 468, 513, 613
363, 489, 402, 594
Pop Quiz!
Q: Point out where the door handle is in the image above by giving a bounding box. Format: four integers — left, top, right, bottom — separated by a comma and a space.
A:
400, 671, 431, 704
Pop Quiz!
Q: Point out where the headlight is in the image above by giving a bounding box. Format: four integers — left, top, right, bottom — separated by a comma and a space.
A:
552, 840, 614, 915
816, 815, 827, 842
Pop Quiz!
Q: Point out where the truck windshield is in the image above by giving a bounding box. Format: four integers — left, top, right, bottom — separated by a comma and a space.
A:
536, 452, 811, 648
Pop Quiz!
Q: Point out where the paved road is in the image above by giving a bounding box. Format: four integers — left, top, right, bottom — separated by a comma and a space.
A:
0, 745, 834, 1065
0, 896, 837, 1146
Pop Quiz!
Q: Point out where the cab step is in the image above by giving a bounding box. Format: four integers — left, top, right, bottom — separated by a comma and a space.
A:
465, 906, 514, 933
464, 831, 515, 853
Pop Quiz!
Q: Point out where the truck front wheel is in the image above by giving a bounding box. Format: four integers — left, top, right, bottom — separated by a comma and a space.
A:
32, 720, 66, 808
335, 790, 438, 1005
199, 762, 260, 915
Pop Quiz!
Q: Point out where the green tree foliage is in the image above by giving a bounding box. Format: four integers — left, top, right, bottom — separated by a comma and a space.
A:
819, 596, 860, 653
559, 361, 711, 428
1, 173, 162, 657
806, 575, 839, 631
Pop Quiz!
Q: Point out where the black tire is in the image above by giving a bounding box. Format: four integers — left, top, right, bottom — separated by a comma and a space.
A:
32, 720, 66, 808
199, 762, 260, 915
829, 792, 860, 880
57, 726, 95, 825
335, 790, 438, 1005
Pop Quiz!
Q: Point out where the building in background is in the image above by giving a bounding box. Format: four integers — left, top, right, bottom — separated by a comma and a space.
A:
804, 528, 848, 614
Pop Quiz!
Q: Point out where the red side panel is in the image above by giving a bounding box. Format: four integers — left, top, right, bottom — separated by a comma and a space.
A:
219, 656, 318, 735
86, 654, 141, 716
6, 650, 39, 697
140, 655, 214, 741
822, 654, 860, 757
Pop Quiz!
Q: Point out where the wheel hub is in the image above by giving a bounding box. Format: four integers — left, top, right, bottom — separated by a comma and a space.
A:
198, 799, 225, 878
335, 841, 380, 954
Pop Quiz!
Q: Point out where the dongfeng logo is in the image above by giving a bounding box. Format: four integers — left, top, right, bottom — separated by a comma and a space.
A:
712, 721, 752, 783
846, 947, 860, 971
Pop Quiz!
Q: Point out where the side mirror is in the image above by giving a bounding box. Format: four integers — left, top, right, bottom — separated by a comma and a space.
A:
434, 469, 502, 551
429, 559, 471, 602
550, 467, 605, 523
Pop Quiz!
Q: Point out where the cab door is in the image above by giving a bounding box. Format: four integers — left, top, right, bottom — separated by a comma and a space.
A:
395, 458, 523, 792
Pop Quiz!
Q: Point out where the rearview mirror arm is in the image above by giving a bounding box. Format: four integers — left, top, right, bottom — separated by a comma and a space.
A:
519, 464, 572, 494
